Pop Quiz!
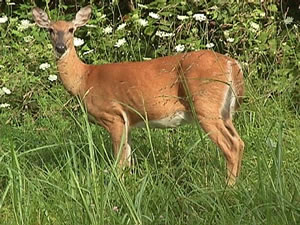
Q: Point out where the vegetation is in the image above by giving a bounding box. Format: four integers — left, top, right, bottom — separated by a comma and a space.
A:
0, 0, 299, 224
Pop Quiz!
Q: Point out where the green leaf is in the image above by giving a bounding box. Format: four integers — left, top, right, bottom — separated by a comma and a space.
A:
268, 39, 277, 54
158, 25, 171, 32
258, 31, 268, 44
268, 4, 278, 12
144, 26, 156, 36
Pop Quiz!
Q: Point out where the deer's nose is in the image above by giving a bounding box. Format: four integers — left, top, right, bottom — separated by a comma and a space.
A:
55, 43, 67, 54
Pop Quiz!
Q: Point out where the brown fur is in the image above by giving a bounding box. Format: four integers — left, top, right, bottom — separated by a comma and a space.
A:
33, 6, 245, 185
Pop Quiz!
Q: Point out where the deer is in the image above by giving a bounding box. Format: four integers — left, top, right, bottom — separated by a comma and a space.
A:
32, 5, 244, 186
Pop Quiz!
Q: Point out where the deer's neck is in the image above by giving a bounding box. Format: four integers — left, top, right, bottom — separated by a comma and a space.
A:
57, 46, 89, 97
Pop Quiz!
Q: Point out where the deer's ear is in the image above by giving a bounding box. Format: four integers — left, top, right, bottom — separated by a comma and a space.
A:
72, 5, 92, 28
32, 7, 50, 28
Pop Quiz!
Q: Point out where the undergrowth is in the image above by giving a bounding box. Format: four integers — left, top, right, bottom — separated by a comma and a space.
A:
0, 0, 299, 224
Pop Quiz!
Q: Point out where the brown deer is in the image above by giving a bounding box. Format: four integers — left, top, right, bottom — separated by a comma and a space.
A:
32, 5, 244, 185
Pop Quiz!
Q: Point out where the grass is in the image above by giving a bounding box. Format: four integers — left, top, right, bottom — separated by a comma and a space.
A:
0, 1, 300, 224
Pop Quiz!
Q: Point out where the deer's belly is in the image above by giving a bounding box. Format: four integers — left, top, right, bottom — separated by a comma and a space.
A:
132, 111, 193, 128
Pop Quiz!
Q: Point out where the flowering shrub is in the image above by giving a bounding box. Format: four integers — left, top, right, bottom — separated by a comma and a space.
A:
0, 0, 299, 113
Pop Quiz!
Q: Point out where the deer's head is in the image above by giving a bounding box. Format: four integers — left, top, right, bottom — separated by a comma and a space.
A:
32, 6, 91, 58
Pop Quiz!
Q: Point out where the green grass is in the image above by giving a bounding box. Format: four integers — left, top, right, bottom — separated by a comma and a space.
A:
0, 1, 299, 224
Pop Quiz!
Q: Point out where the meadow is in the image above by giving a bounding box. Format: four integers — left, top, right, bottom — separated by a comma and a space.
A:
0, 1, 299, 224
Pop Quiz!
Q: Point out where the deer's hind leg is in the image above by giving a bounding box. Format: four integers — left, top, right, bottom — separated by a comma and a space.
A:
188, 80, 244, 185
198, 116, 244, 186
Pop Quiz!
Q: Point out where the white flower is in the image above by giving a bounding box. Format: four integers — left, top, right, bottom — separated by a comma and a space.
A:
0, 15, 8, 24
149, 12, 160, 19
227, 38, 234, 43
114, 38, 126, 48
223, 30, 230, 37
259, 11, 266, 17
39, 62, 50, 70
250, 22, 259, 30
193, 13, 207, 22
155, 30, 174, 38
138, 18, 148, 27
112, 206, 119, 212
18, 19, 34, 30
284, 17, 294, 25
117, 23, 126, 30
48, 75, 57, 82
103, 26, 113, 34
2, 87, 11, 95
0, 103, 10, 108
74, 37, 84, 47
206, 43, 215, 48
175, 44, 185, 52
177, 15, 189, 21
24, 35, 33, 43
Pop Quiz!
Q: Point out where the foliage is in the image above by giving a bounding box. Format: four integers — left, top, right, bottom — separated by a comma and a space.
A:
0, 0, 299, 224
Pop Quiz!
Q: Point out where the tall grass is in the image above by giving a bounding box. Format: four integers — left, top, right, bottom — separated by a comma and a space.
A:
0, 1, 299, 224
1, 95, 299, 224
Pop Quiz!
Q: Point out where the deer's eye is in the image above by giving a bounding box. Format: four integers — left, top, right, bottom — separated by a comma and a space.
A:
48, 28, 54, 34
69, 28, 74, 33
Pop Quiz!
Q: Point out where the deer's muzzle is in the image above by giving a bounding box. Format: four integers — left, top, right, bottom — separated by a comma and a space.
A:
55, 43, 67, 54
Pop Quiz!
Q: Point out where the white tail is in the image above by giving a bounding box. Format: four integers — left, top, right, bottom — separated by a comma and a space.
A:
32, 6, 244, 185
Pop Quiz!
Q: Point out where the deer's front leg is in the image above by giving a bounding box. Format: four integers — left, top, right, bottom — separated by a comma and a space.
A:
108, 120, 132, 167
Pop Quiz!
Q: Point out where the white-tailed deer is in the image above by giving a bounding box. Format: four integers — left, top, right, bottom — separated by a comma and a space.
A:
32, 6, 244, 185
